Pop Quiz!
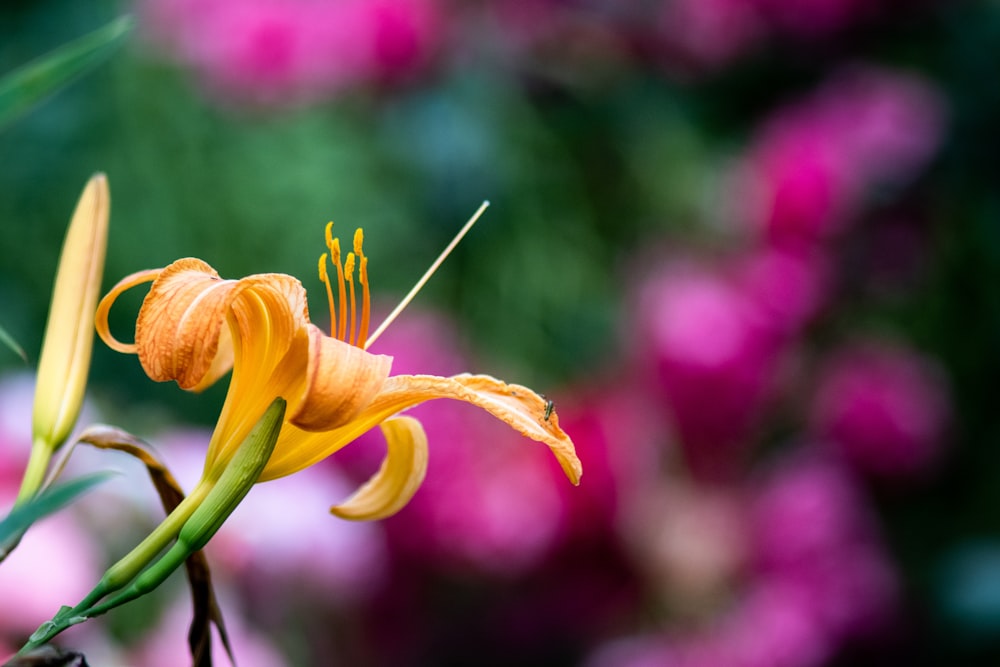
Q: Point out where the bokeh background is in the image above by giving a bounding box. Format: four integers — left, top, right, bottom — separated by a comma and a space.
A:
2, 0, 1000, 665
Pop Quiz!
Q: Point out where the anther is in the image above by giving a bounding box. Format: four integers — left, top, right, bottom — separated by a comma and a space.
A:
354, 229, 371, 348
344, 253, 357, 346
330, 238, 347, 342
318, 253, 337, 336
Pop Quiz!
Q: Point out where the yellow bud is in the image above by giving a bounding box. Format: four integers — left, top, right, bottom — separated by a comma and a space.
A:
19, 174, 109, 502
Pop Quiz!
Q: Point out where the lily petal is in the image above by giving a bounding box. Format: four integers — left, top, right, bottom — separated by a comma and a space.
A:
133, 259, 240, 389
261, 373, 581, 484
202, 276, 311, 473
329, 416, 428, 521
291, 326, 392, 431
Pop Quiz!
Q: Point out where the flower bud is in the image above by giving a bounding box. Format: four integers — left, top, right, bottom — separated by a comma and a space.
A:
20, 174, 109, 501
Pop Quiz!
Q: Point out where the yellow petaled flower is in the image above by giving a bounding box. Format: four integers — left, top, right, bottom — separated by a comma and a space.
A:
19, 174, 110, 503
96, 223, 580, 520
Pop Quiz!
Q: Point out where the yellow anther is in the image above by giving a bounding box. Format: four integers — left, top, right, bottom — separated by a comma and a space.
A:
350, 228, 371, 348
358, 256, 370, 349
344, 252, 357, 346
318, 252, 337, 336
330, 237, 346, 342
353, 228, 365, 257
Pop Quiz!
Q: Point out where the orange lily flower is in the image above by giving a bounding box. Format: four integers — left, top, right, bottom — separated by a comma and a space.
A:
95, 223, 580, 520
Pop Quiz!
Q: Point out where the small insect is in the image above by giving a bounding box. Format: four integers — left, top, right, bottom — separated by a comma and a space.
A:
543, 399, 555, 421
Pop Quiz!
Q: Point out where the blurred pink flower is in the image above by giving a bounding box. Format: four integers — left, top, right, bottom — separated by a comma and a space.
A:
138, 0, 442, 104
130, 591, 289, 667
587, 455, 899, 667
0, 374, 36, 491
656, 0, 766, 73
394, 418, 567, 575
733, 67, 946, 246
720, 578, 834, 667
810, 341, 950, 477
737, 245, 830, 335
751, 456, 873, 567
146, 427, 389, 602
0, 512, 102, 636
635, 259, 786, 481
750, 456, 898, 639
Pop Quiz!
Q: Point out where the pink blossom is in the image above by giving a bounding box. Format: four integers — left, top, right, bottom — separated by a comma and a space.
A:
752, 456, 874, 566
138, 0, 442, 105
0, 512, 102, 636
635, 260, 785, 481
129, 592, 289, 667
733, 68, 945, 246
810, 341, 950, 477
721, 578, 834, 667
146, 427, 389, 603
552, 381, 665, 541
381, 411, 567, 576
811, 68, 947, 183
736, 245, 830, 335
0, 374, 36, 491
750, 457, 898, 639
656, 0, 766, 73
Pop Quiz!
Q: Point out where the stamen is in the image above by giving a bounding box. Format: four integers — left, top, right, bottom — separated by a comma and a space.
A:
365, 201, 489, 349
344, 252, 357, 346
318, 252, 337, 336
354, 229, 371, 348
329, 236, 347, 342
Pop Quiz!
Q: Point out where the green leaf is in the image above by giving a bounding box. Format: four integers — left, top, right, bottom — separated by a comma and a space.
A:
0, 15, 134, 130
0, 471, 115, 559
0, 323, 28, 364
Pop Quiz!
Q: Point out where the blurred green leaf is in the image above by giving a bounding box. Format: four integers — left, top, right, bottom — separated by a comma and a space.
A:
0, 15, 133, 130
0, 471, 115, 559
0, 322, 28, 363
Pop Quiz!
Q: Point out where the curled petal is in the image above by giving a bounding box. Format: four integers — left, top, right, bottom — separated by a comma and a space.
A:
135, 258, 240, 389
290, 326, 392, 431
330, 416, 428, 521
131, 263, 311, 395
95, 267, 163, 354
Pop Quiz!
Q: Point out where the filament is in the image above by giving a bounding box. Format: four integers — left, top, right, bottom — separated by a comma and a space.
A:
365, 201, 489, 349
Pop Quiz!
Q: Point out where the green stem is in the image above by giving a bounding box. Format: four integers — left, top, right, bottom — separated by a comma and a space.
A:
83, 539, 194, 619
18, 479, 214, 652
103, 479, 212, 589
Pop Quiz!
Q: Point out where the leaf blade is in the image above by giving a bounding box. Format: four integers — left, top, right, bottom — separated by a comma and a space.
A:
0, 323, 28, 364
0, 471, 115, 558
0, 15, 134, 129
